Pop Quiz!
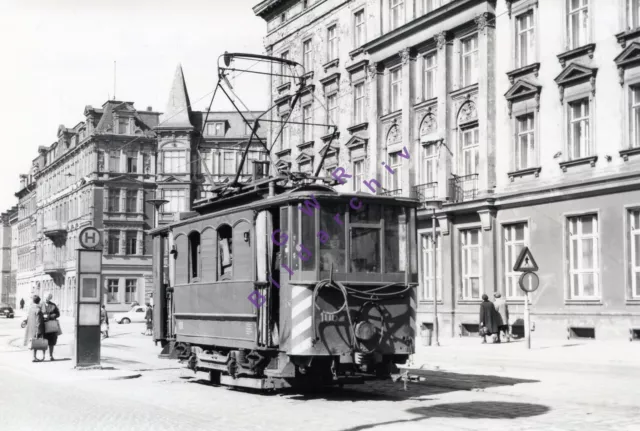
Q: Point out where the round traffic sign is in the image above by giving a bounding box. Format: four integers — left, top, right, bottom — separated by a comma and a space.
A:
79, 227, 102, 249
519, 271, 539, 293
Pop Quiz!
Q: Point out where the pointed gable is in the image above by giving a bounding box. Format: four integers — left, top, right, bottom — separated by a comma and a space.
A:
554, 63, 598, 88
504, 79, 541, 101
95, 103, 115, 134
345, 135, 367, 149
159, 64, 193, 130
295, 152, 313, 163
614, 41, 640, 67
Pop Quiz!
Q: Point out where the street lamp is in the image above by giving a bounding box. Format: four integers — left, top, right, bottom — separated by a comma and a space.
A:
146, 197, 169, 229
423, 199, 443, 347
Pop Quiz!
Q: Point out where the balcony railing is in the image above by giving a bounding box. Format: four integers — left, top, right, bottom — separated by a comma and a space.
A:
43, 221, 68, 238
412, 182, 438, 205
379, 188, 402, 197
449, 174, 479, 203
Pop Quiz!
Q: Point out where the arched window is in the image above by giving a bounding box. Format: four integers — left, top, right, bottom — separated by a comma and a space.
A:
188, 231, 201, 281
457, 101, 479, 177
218, 225, 233, 280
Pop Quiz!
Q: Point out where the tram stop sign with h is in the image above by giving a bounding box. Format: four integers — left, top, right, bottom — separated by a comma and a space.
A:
79, 227, 101, 249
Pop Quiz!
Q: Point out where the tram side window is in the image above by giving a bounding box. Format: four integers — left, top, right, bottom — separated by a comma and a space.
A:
320, 204, 345, 272
218, 224, 233, 280
384, 206, 406, 273
188, 231, 201, 281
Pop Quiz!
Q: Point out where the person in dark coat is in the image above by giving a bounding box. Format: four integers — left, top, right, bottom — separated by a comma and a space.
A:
20, 298, 25, 310
42, 293, 62, 361
479, 293, 500, 344
23, 295, 44, 362
144, 303, 153, 336
100, 305, 109, 339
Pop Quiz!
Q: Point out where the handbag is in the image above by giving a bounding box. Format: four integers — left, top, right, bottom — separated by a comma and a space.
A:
44, 320, 60, 334
479, 326, 488, 337
30, 337, 48, 351
101, 322, 109, 332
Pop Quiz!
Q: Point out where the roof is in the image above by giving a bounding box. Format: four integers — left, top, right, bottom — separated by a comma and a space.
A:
158, 64, 193, 130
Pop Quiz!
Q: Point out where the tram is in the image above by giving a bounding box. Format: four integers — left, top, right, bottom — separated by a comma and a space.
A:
150, 53, 420, 390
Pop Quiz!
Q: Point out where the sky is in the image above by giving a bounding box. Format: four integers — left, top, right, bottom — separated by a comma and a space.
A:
0, 0, 269, 211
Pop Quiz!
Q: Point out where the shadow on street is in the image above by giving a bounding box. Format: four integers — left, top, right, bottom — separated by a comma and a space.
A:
339, 402, 551, 431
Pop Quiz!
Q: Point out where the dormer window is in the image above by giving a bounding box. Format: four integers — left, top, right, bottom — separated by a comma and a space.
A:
206, 122, 225, 136
118, 118, 129, 134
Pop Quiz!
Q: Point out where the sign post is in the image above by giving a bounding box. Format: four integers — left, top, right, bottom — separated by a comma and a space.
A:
513, 247, 539, 350
74, 227, 103, 368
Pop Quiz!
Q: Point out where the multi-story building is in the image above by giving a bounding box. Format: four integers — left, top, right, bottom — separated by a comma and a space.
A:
254, 0, 640, 340
9, 207, 18, 308
13, 65, 267, 315
0, 206, 17, 306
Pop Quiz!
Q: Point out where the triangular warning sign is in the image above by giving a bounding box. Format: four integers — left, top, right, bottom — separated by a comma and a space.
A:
513, 246, 538, 272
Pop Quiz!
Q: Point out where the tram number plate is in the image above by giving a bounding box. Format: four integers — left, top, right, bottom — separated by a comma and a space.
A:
321, 312, 337, 322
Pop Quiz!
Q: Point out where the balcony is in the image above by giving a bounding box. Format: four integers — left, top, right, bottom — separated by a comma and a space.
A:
412, 182, 438, 207
449, 174, 479, 203
43, 261, 66, 275
379, 188, 402, 197
43, 221, 68, 238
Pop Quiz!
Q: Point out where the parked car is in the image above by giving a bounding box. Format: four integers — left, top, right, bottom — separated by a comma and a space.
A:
0, 303, 14, 318
113, 306, 146, 324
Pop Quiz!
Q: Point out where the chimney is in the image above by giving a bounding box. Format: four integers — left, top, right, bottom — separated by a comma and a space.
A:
147, 106, 153, 112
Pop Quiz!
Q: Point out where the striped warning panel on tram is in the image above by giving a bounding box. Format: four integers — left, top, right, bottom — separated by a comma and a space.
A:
409, 286, 417, 339
290, 285, 314, 355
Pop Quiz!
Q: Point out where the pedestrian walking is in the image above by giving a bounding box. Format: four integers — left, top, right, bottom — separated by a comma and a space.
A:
20, 298, 25, 310
23, 295, 46, 362
479, 294, 500, 344
100, 305, 109, 339
493, 292, 510, 342
143, 303, 153, 336
41, 293, 62, 361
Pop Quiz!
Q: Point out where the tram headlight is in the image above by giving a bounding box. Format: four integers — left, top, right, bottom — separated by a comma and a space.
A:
354, 321, 377, 341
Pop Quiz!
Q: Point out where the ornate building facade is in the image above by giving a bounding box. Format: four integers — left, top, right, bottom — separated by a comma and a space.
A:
255, 0, 640, 340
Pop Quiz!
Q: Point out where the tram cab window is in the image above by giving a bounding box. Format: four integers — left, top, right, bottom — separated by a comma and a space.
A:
320, 204, 345, 272
188, 231, 201, 281
384, 206, 406, 273
218, 225, 233, 280
349, 204, 381, 273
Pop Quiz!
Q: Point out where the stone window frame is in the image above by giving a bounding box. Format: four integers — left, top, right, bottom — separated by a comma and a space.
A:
499, 219, 531, 301
615, 43, 640, 159
563, 210, 602, 303
624, 204, 640, 302
563, 0, 592, 52
510, 0, 539, 71
352, 5, 366, 50
456, 222, 484, 302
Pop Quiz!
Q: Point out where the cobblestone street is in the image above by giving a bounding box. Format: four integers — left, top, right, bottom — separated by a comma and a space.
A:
2, 318, 639, 431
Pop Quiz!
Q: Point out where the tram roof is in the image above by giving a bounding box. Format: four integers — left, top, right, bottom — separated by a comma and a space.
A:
150, 181, 418, 235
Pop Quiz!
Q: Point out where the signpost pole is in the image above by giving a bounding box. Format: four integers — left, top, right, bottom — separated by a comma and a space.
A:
524, 291, 531, 350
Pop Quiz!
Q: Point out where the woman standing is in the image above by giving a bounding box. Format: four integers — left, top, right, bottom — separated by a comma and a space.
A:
42, 293, 62, 361
479, 294, 500, 344
23, 295, 45, 362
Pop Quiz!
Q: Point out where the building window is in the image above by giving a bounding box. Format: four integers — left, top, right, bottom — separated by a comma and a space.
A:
118, 118, 128, 135
353, 82, 365, 124
278, 116, 290, 152
126, 152, 138, 173
107, 190, 120, 212
222, 152, 236, 175
461, 127, 479, 176
568, 214, 599, 299
629, 210, 640, 298
631, 86, 640, 148
390, 0, 404, 31
630, 0, 640, 29
504, 223, 528, 299
567, 0, 589, 50
422, 0, 441, 15
125, 279, 137, 303
109, 151, 120, 173
125, 231, 137, 255
303, 104, 313, 142
390, 67, 402, 112
353, 159, 364, 192
327, 25, 338, 60
107, 279, 119, 303
423, 52, 437, 100
162, 189, 187, 213
354, 9, 365, 47
421, 232, 442, 300
125, 190, 137, 212
387, 152, 402, 192
568, 98, 591, 160
108, 231, 120, 255
163, 150, 186, 173
302, 39, 312, 71
515, 114, 535, 170
461, 228, 482, 300
206, 122, 225, 136
327, 93, 338, 130
422, 143, 437, 185
515, 11, 535, 68
280, 51, 289, 86
461, 34, 478, 87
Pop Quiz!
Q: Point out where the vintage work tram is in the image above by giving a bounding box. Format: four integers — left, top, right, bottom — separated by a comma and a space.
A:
151, 178, 419, 389
150, 52, 420, 389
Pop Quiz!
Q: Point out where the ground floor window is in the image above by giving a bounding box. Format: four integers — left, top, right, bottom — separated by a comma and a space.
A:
421, 232, 441, 301
567, 214, 599, 299
107, 279, 119, 303
504, 223, 528, 299
125, 279, 137, 303
461, 228, 482, 300
629, 210, 640, 299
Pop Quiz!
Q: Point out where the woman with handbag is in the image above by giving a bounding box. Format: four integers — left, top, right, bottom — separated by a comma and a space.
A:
479, 293, 499, 344
42, 293, 62, 361
23, 295, 46, 362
